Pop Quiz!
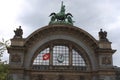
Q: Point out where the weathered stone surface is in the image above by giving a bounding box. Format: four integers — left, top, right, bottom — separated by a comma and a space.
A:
7, 25, 116, 80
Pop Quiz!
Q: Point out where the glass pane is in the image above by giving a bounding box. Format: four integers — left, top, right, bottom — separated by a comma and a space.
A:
33, 45, 86, 67
33, 48, 50, 65
53, 46, 69, 65
72, 49, 86, 66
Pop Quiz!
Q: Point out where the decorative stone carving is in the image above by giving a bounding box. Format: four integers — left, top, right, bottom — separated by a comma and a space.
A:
14, 26, 23, 38
38, 75, 44, 80
11, 54, 21, 63
79, 76, 85, 80
102, 56, 111, 64
99, 29, 109, 41
31, 75, 44, 80
58, 75, 64, 80
7, 1, 117, 80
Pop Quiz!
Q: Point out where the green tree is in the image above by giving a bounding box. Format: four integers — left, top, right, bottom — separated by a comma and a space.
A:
0, 38, 10, 53
0, 38, 10, 62
0, 39, 10, 80
0, 64, 9, 80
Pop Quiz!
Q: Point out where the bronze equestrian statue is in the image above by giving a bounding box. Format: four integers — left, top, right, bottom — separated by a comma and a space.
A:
49, 1, 74, 25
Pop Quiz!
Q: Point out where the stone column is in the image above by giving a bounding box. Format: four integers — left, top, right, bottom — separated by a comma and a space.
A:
7, 38, 26, 80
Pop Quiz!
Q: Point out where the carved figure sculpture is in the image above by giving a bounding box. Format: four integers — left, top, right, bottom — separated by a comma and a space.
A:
49, 1, 73, 25
99, 29, 108, 41
14, 26, 23, 38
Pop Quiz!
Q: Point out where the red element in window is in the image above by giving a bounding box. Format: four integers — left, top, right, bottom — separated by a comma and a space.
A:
43, 53, 50, 60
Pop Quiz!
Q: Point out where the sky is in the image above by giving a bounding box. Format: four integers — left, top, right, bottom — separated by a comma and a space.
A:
0, 0, 120, 66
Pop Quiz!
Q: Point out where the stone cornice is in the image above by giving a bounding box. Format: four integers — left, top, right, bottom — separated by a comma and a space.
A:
96, 48, 116, 54
7, 46, 26, 53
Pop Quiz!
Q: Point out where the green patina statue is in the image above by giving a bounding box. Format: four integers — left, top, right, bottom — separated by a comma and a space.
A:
49, 1, 74, 25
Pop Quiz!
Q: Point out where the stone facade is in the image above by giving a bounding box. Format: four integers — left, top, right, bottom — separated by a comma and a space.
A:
7, 25, 116, 80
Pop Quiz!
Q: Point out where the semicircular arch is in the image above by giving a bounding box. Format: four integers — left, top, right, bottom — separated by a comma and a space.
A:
24, 25, 98, 50
23, 25, 99, 71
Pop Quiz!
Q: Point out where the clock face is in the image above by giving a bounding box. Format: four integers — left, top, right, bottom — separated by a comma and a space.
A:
57, 54, 64, 63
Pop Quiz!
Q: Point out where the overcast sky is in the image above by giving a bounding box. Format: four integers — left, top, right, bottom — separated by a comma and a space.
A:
0, 0, 120, 66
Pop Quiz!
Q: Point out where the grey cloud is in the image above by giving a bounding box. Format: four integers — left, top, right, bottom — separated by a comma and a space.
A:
18, 0, 120, 29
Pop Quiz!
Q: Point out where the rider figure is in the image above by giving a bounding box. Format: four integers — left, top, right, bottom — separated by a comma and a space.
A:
60, 1, 65, 14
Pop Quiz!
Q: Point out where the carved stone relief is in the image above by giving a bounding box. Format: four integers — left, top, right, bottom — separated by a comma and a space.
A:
11, 54, 21, 63
31, 75, 44, 80
102, 56, 111, 65
57, 75, 64, 80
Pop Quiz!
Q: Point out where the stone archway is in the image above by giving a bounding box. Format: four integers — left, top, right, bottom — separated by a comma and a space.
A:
8, 25, 116, 80
24, 25, 98, 70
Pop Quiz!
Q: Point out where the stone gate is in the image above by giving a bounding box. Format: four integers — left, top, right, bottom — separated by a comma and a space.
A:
7, 2, 116, 80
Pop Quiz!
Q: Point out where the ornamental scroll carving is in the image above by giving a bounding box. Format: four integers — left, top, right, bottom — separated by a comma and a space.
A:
31, 75, 44, 80
57, 75, 64, 80
102, 56, 111, 64
11, 54, 21, 63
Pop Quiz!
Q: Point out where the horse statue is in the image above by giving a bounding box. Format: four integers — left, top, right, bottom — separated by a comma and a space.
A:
49, 1, 74, 25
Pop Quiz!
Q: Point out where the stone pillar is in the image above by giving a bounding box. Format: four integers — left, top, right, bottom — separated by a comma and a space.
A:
7, 38, 26, 80
98, 41, 114, 68
97, 29, 116, 80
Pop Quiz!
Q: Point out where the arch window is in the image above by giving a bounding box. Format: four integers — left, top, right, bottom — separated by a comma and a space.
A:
33, 45, 86, 67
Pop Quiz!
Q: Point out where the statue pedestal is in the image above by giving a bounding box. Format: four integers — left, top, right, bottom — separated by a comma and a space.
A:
98, 41, 111, 49
11, 38, 24, 46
